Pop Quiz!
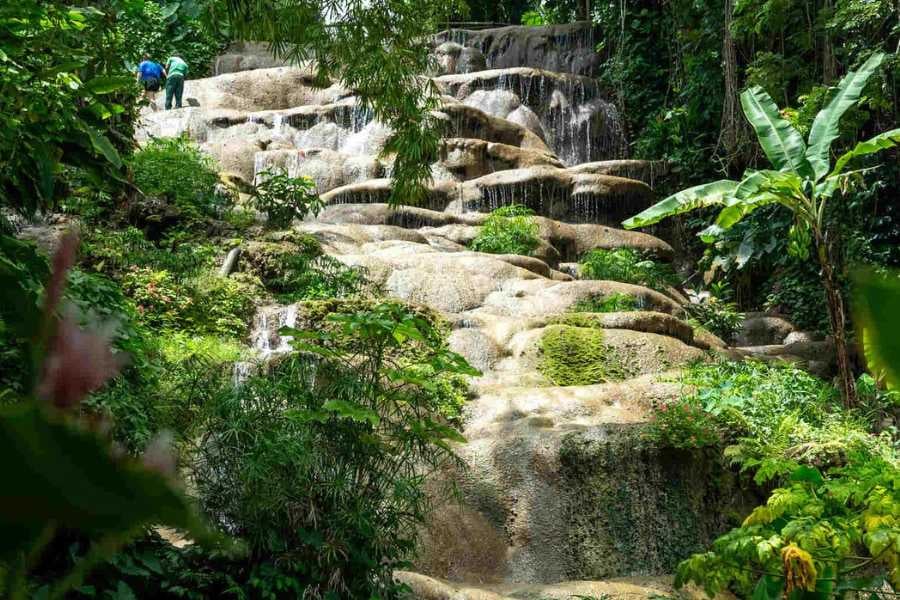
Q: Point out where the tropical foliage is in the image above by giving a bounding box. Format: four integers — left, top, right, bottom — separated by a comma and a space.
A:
0, 0, 137, 217
470, 204, 541, 256
625, 53, 899, 405
249, 168, 323, 229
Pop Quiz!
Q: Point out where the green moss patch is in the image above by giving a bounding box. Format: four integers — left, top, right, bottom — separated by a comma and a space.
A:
538, 324, 626, 386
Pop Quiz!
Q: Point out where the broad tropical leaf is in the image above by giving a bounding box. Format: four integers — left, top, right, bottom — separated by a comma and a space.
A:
699, 193, 781, 243
806, 52, 886, 181
695, 171, 801, 242
84, 126, 123, 169
622, 180, 737, 229
853, 269, 900, 390
829, 128, 900, 180
0, 404, 212, 549
740, 87, 811, 177
82, 75, 134, 95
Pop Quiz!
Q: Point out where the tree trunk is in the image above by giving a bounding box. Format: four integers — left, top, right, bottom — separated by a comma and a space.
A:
717, 0, 747, 170
815, 235, 857, 406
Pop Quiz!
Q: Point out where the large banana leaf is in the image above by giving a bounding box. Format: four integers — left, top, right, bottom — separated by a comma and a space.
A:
805, 52, 885, 181
622, 179, 737, 229
820, 128, 900, 198
740, 87, 811, 177
853, 269, 900, 390
696, 171, 802, 242
698, 193, 781, 243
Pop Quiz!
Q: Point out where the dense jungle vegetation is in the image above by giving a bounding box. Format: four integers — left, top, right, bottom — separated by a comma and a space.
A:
0, 0, 898, 598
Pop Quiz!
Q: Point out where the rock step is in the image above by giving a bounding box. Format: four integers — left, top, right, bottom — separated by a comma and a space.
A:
317, 168, 652, 226
397, 571, 722, 599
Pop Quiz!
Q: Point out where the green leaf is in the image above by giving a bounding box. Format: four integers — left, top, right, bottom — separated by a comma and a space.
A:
83, 76, 134, 95
622, 180, 738, 229
84, 127, 123, 169
160, 2, 181, 20
322, 399, 380, 426
740, 86, 811, 176
828, 128, 900, 182
853, 269, 900, 390
790, 466, 824, 486
752, 575, 783, 600
0, 404, 212, 555
806, 52, 886, 181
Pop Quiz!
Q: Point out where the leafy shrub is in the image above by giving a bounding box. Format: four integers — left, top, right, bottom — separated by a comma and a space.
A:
132, 137, 229, 219
184, 275, 255, 338
578, 248, 678, 291
569, 292, 639, 313
250, 168, 323, 229
117, 0, 225, 78
81, 226, 217, 280
191, 301, 478, 598
0, 236, 50, 395
470, 204, 541, 256
121, 268, 254, 338
66, 268, 153, 370
764, 262, 830, 332
123, 267, 194, 330
647, 358, 899, 597
0, 0, 139, 216
683, 288, 744, 341
643, 397, 721, 449
0, 233, 212, 599
677, 447, 900, 598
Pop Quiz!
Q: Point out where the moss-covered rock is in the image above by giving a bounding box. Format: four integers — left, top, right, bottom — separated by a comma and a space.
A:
242, 235, 322, 289
537, 324, 626, 386
559, 425, 754, 579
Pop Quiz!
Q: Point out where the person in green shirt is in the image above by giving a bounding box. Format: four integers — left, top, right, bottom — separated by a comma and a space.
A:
163, 55, 189, 110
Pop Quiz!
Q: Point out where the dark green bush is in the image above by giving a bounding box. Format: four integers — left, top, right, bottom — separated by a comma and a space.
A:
250, 168, 324, 229
132, 137, 229, 219
578, 247, 678, 291
470, 204, 541, 256
191, 301, 477, 599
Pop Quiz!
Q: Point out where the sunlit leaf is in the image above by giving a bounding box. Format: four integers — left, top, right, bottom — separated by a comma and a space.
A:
806, 53, 886, 181
740, 86, 811, 177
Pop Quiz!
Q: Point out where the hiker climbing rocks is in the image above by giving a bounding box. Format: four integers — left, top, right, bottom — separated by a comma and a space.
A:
136, 54, 164, 101
164, 55, 189, 110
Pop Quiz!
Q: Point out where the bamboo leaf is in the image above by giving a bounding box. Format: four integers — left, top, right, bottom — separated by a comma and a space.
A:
806, 53, 886, 181
740, 86, 810, 176
622, 180, 738, 229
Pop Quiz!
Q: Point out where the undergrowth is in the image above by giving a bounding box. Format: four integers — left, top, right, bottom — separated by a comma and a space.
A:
470, 204, 541, 257
578, 248, 678, 291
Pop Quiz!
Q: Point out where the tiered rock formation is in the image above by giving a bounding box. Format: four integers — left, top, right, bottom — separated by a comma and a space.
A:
137, 24, 745, 599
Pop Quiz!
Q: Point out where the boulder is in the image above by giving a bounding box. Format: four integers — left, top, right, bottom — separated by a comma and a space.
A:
148, 67, 350, 112
735, 312, 796, 346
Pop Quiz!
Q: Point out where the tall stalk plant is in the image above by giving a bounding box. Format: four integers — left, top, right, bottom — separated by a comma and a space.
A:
624, 52, 900, 406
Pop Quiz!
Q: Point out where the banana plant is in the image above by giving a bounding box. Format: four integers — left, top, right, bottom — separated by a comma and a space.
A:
623, 52, 900, 407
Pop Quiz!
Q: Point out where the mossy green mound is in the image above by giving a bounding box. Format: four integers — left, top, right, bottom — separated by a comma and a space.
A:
538, 324, 623, 386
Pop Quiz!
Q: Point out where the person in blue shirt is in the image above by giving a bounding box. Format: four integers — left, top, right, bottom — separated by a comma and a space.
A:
135, 54, 164, 101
